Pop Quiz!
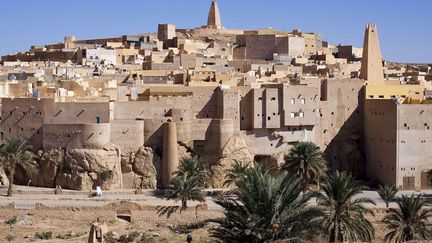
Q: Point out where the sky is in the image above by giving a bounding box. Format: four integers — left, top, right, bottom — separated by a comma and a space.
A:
1, 0, 431, 63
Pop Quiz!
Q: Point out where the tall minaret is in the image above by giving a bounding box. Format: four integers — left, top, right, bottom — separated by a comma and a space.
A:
207, 0, 222, 29
360, 23, 384, 85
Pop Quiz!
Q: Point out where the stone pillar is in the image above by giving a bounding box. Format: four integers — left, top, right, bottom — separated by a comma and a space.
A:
162, 121, 179, 188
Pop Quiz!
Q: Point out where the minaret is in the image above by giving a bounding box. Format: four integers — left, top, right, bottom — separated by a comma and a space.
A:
360, 23, 384, 85
207, 0, 222, 29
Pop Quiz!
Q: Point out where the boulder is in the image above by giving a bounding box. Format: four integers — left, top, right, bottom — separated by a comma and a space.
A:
0, 168, 9, 186
55, 146, 122, 191
177, 144, 192, 162
211, 134, 254, 188
121, 147, 159, 189
33, 149, 64, 187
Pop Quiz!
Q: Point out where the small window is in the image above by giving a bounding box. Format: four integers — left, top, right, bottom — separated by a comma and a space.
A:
301, 98, 305, 104
271, 97, 276, 101
299, 112, 304, 118
290, 98, 295, 104
379, 95, 384, 98
368, 95, 374, 98
290, 112, 295, 118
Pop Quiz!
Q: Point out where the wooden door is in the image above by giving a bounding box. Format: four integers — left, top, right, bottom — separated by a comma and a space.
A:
403, 176, 415, 190
421, 172, 431, 190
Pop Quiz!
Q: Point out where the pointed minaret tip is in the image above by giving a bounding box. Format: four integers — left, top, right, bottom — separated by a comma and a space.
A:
360, 23, 384, 85
207, 0, 222, 29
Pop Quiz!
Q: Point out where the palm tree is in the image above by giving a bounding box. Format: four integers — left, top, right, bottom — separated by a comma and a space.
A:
283, 141, 328, 189
164, 175, 205, 208
173, 156, 209, 187
317, 171, 375, 242
0, 138, 36, 196
223, 160, 251, 187
210, 164, 323, 243
377, 184, 398, 208
383, 194, 432, 242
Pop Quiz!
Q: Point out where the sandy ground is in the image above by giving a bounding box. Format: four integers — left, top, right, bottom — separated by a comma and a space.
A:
0, 185, 427, 242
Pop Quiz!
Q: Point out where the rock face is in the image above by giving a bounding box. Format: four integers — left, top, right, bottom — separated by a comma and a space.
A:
0, 168, 9, 186
210, 134, 254, 188
121, 147, 159, 189
22, 145, 123, 191
34, 149, 64, 187
55, 145, 122, 191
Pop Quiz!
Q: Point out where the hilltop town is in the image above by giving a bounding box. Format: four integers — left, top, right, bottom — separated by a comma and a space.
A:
0, 0, 432, 194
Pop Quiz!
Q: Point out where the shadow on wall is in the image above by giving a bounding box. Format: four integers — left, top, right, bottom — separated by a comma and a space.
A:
323, 87, 365, 179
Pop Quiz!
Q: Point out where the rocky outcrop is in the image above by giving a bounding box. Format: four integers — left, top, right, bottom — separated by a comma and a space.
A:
0, 168, 9, 186
210, 134, 254, 188
55, 145, 122, 191
15, 145, 123, 191
121, 147, 159, 189
177, 144, 192, 162
33, 149, 64, 187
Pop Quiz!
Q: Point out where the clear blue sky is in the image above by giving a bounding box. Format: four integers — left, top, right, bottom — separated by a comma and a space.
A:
1, 0, 431, 63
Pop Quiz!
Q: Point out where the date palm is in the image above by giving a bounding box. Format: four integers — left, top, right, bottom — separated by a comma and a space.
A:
378, 184, 398, 208
317, 171, 375, 242
283, 142, 328, 189
164, 175, 205, 208
0, 138, 36, 196
223, 160, 251, 187
210, 164, 323, 243
173, 156, 209, 187
383, 194, 432, 242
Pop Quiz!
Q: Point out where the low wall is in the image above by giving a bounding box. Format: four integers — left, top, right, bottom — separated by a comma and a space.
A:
43, 123, 110, 149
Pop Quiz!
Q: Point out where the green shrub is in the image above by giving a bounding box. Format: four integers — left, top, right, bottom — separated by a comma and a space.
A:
138, 235, 157, 243
100, 170, 114, 181
5, 216, 17, 226
35, 231, 52, 240
104, 232, 116, 243
128, 231, 140, 242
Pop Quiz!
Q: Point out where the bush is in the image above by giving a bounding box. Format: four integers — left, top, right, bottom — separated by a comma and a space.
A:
5, 216, 17, 226
128, 231, 140, 242
104, 232, 117, 243
35, 231, 52, 240
100, 170, 114, 182
138, 235, 157, 243
56, 231, 84, 239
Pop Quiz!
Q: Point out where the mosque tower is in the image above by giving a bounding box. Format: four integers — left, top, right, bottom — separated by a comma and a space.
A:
360, 23, 385, 85
207, 0, 222, 29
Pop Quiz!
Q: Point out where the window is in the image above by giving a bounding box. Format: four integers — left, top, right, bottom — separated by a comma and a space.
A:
299, 112, 304, 118
290, 112, 295, 118
96, 116, 101, 124
271, 97, 276, 101
290, 98, 295, 104
368, 95, 374, 98
379, 95, 384, 98
301, 98, 305, 104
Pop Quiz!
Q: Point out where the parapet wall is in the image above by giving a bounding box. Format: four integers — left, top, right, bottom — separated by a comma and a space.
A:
43, 123, 110, 150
